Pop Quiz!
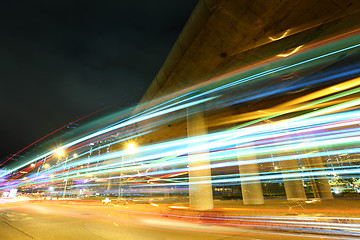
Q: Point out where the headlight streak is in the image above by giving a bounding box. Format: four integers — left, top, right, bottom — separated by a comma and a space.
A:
4, 129, 360, 188
11, 131, 360, 189
4, 111, 360, 183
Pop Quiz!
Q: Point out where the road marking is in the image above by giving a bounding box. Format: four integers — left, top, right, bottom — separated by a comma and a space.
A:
113, 222, 119, 227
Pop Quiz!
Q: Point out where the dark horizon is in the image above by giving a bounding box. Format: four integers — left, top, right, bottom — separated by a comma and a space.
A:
0, 0, 197, 164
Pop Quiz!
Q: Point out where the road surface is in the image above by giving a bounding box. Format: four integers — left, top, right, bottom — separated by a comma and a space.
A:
0, 199, 356, 240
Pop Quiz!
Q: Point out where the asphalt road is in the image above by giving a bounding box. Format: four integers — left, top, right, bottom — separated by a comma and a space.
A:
0, 200, 356, 240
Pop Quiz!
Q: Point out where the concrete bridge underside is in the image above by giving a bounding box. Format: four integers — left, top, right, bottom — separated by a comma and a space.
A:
133, 0, 360, 210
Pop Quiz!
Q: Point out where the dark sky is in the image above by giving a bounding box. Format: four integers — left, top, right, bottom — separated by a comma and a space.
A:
0, 0, 197, 162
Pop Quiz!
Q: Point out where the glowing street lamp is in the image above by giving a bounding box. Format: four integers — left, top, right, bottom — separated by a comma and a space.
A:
118, 143, 137, 199
56, 148, 64, 157
55, 148, 71, 199
127, 143, 137, 153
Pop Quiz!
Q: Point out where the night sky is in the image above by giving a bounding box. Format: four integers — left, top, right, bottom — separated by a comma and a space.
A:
0, 0, 197, 163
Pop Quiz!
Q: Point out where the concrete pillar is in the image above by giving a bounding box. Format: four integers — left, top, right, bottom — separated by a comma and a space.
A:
304, 156, 320, 198
300, 131, 333, 199
237, 146, 264, 205
107, 178, 111, 192
272, 130, 307, 201
187, 109, 214, 211
306, 156, 333, 199
279, 156, 307, 200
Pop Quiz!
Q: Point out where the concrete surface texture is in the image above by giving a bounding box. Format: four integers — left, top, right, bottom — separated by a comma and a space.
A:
138, 0, 360, 108
133, 0, 360, 148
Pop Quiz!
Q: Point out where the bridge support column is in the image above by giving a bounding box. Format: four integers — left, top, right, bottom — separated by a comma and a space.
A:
279, 157, 307, 200
237, 146, 264, 205
107, 178, 111, 192
187, 109, 213, 211
300, 132, 333, 199
307, 156, 333, 199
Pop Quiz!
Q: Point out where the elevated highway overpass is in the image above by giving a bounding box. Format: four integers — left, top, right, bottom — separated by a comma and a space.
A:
133, 0, 360, 210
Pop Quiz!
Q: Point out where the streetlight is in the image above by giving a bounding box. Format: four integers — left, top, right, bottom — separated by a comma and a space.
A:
118, 143, 137, 200
127, 143, 137, 153
56, 148, 64, 157
55, 148, 70, 199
